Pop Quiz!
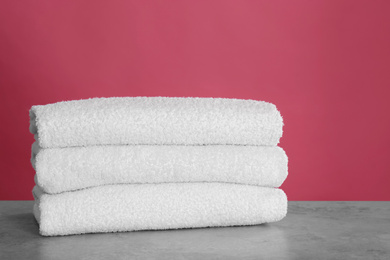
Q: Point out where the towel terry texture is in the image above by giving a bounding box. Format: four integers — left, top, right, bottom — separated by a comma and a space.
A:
30, 97, 288, 236
33, 183, 287, 236
29, 97, 283, 148
32, 142, 288, 194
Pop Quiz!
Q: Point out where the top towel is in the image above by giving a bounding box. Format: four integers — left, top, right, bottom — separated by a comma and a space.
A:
30, 97, 283, 148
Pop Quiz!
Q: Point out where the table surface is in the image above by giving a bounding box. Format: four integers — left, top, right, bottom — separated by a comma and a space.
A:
0, 201, 389, 260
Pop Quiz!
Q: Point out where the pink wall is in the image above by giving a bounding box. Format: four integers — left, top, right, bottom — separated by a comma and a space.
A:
1, 0, 390, 200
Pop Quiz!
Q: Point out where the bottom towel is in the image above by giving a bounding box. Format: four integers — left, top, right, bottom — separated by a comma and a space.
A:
33, 183, 287, 236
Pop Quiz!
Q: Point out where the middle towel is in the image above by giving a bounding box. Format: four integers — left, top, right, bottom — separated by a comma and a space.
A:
32, 143, 288, 194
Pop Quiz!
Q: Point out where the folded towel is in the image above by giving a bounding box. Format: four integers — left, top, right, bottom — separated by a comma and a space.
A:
32, 142, 288, 194
30, 97, 283, 148
33, 183, 287, 236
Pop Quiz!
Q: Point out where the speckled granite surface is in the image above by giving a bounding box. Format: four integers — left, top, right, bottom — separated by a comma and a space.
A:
0, 201, 389, 259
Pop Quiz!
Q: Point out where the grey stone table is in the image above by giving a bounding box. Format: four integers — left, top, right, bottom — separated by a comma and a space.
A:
0, 201, 389, 260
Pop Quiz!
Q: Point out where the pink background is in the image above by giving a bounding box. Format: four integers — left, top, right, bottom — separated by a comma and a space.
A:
1, 0, 390, 200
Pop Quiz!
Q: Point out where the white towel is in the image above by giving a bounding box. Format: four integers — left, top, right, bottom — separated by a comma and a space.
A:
30, 97, 283, 148
31, 142, 288, 194
33, 183, 287, 236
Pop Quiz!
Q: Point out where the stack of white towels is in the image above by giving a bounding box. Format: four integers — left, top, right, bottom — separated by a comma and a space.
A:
30, 97, 288, 236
